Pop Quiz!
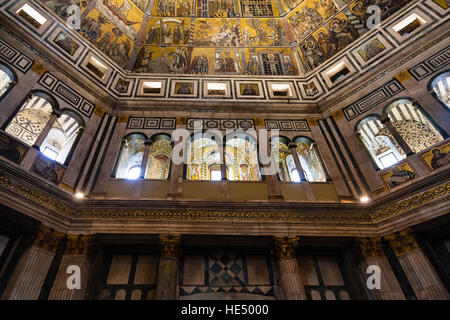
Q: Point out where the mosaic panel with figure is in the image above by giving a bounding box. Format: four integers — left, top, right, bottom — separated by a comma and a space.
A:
192, 19, 241, 47
153, 0, 194, 16
242, 19, 289, 46
420, 141, 450, 171
145, 18, 191, 45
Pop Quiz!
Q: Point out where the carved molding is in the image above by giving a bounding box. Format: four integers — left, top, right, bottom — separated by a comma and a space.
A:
384, 228, 420, 256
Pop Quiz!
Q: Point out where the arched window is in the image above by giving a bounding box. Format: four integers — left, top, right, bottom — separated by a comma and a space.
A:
0, 64, 14, 98
186, 135, 220, 181
357, 116, 404, 170
385, 99, 443, 153
293, 137, 327, 182
5, 91, 57, 146
225, 133, 261, 181
115, 133, 146, 180
431, 72, 450, 108
40, 111, 83, 164
271, 136, 299, 182
145, 134, 172, 180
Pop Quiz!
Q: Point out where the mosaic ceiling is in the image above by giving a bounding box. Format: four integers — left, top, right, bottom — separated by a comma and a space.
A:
43, 0, 413, 76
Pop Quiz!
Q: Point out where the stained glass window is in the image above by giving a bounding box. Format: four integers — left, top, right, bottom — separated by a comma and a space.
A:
145, 134, 172, 180
431, 72, 450, 108
115, 134, 146, 179
5, 92, 54, 146
225, 135, 260, 181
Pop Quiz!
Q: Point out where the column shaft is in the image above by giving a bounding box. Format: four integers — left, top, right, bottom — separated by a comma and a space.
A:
155, 236, 181, 300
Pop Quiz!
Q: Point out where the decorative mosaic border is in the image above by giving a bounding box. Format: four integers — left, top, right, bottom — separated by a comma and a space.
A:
265, 119, 309, 131
127, 117, 177, 130
186, 118, 255, 131
409, 46, 450, 80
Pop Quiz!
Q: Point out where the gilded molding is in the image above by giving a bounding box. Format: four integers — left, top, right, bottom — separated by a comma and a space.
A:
385, 228, 420, 256
273, 237, 299, 260
30, 60, 47, 76
158, 235, 181, 258
0, 173, 448, 225
357, 237, 385, 258
31, 225, 64, 253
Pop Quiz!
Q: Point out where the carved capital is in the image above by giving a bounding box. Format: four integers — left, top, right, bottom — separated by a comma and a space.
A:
306, 118, 319, 127
65, 234, 98, 260
385, 228, 420, 256
93, 106, 105, 118
31, 60, 48, 76
31, 225, 65, 253
158, 235, 182, 258
176, 117, 188, 125
253, 118, 265, 127
273, 237, 299, 260
332, 109, 345, 121
117, 115, 130, 123
357, 237, 385, 258
394, 69, 412, 83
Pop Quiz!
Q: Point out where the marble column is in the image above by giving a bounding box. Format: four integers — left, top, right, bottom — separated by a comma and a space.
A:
48, 234, 97, 300
273, 237, 307, 300
155, 235, 181, 300
1, 226, 64, 300
255, 118, 283, 200
0, 61, 47, 128
380, 115, 414, 156
385, 228, 450, 300
167, 118, 188, 200
357, 237, 405, 300
288, 143, 315, 201
139, 139, 153, 179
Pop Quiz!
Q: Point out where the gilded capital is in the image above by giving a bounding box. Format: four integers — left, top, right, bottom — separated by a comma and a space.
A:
65, 234, 98, 260
332, 109, 345, 121
385, 228, 420, 256
273, 237, 299, 260
253, 118, 265, 127
93, 106, 106, 118
393, 69, 412, 83
306, 118, 319, 127
158, 235, 182, 258
31, 60, 48, 76
117, 115, 130, 123
31, 225, 65, 253
176, 117, 188, 125
357, 237, 385, 258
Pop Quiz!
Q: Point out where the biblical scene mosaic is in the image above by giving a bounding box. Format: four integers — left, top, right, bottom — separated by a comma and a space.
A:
41, 0, 413, 74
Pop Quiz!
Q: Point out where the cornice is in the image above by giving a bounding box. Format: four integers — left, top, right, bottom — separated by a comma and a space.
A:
0, 158, 448, 231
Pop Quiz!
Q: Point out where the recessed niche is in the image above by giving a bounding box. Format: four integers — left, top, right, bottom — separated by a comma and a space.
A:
393, 13, 426, 37
86, 56, 108, 79
271, 83, 292, 97
327, 62, 350, 83
16, 4, 47, 29
143, 81, 162, 94
206, 83, 227, 96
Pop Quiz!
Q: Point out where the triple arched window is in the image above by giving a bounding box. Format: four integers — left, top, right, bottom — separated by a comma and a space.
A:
115, 133, 172, 180
357, 99, 444, 170
186, 132, 261, 181
4, 90, 84, 164
271, 136, 327, 182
